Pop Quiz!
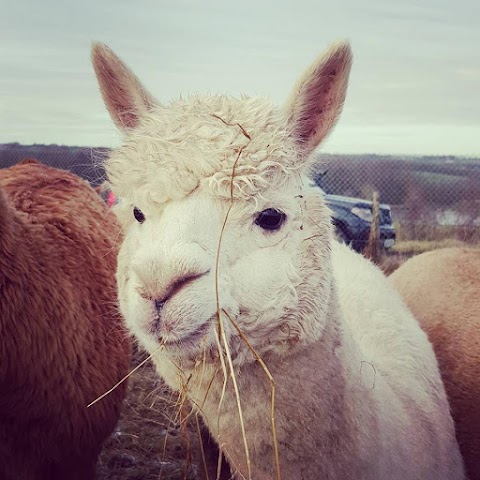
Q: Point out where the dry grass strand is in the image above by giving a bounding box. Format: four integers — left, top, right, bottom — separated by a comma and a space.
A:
87, 343, 164, 408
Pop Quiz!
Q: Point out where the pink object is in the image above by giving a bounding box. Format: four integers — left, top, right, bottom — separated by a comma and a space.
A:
107, 190, 116, 207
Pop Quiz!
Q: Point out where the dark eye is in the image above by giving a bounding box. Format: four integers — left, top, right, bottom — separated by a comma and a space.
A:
255, 208, 286, 231
133, 207, 145, 223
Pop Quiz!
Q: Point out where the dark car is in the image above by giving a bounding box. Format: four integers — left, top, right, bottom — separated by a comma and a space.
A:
324, 193, 396, 253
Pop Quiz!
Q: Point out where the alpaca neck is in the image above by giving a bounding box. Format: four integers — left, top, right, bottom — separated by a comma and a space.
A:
176, 288, 370, 479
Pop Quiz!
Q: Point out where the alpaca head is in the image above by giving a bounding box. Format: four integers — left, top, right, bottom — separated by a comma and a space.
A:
92, 42, 352, 365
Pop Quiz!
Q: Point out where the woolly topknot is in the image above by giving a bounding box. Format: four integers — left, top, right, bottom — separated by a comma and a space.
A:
105, 94, 303, 206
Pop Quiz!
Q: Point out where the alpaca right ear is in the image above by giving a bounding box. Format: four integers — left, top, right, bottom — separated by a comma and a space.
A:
285, 41, 352, 158
91, 43, 158, 131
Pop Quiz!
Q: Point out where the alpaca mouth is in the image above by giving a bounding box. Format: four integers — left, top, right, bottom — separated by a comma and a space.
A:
162, 320, 212, 348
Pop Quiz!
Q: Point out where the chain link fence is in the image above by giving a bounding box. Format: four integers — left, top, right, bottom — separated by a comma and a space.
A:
0, 143, 108, 186
2, 143, 480, 253
312, 153, 480, 252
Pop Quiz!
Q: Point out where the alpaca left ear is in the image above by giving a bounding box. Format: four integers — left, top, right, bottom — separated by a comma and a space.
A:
285, 41, 352, 158
91, 43, 158, 131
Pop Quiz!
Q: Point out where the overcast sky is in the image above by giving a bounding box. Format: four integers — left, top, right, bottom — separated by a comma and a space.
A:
1, 0, 479, 155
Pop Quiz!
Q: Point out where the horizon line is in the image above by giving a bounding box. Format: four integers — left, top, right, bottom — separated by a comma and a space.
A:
1, 142, 479, 160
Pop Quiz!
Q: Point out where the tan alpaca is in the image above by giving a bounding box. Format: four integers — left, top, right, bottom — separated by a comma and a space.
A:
390, 247, 480, 480
91, 42, 463, 479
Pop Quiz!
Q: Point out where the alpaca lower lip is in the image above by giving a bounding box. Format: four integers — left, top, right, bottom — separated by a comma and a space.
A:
163, 321, 211, 346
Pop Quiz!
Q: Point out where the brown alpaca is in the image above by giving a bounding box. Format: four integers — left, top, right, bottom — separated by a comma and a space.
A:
390, 247, 480, 480
0, 159, 131, 480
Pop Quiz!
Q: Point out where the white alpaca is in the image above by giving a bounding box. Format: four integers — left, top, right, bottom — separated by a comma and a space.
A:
91, 42, 463, 480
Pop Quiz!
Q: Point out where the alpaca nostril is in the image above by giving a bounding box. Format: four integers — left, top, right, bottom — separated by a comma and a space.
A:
154, 298, 165, 313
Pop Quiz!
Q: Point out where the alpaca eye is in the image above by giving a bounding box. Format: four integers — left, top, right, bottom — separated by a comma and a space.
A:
133, 207, 145, 224
255, 208, 286, 231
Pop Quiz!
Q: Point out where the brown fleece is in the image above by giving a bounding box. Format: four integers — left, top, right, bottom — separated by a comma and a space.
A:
390, 247, 480, 480
0, 160, 131, 480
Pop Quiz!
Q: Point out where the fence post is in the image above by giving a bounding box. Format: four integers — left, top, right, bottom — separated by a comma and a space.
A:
364, 191, 380, 263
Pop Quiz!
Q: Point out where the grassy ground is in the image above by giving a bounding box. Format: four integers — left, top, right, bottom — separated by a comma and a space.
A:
96, 351, 229, 480
393, 222, 480, 254
382, 237, 480, 273
368, 218, 480, 274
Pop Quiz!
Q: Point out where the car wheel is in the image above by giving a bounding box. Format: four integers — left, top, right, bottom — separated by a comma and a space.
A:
335, 226, 351, 246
